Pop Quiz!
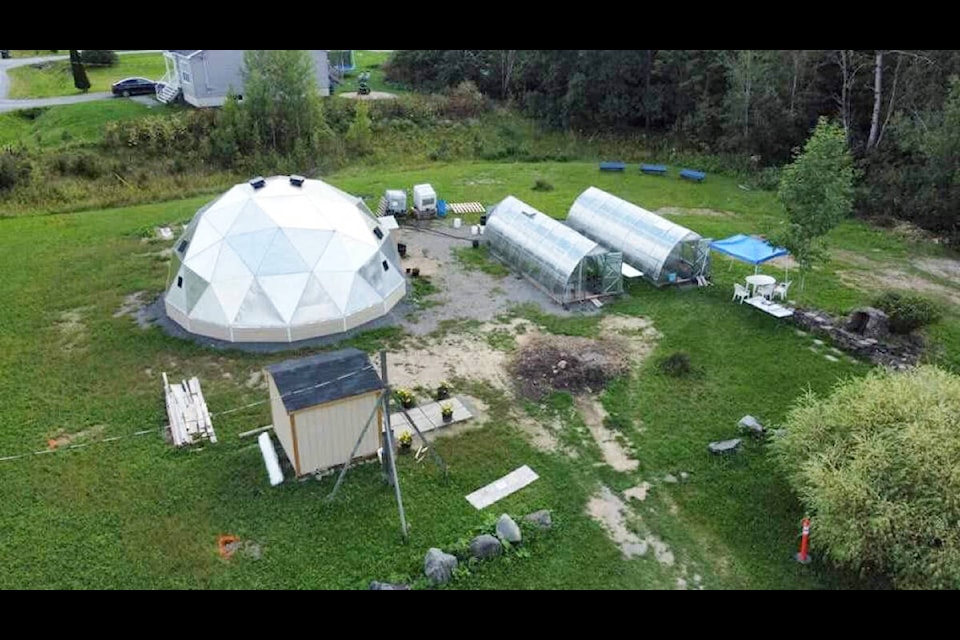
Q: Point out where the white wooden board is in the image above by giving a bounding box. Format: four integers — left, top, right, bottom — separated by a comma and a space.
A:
465, 465, 539, 510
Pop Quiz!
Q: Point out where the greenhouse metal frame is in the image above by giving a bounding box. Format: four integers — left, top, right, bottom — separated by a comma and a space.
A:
485, 196, 623, 305
567, 187, 711, 287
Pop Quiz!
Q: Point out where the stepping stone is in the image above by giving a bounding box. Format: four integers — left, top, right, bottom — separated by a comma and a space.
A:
813, 339, 825, 346
708, 438, 742, 455
738, 415, 765, 435
824, 354, 839, 362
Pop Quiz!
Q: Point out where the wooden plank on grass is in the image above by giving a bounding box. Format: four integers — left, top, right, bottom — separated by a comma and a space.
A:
465, 465, 539, 510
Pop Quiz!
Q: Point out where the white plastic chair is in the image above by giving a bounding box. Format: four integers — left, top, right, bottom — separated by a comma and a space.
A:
732, 283, 749, 304
756, 283, 775, 300
773, 280, 792, 301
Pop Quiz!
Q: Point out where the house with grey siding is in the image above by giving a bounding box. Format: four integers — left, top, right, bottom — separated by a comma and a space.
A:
157, 50, 331, 107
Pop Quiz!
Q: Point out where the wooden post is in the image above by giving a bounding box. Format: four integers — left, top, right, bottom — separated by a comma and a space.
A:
380, 350, 408, 541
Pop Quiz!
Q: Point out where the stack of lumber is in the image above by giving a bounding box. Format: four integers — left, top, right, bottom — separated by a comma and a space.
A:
447, 202, 486, 214
162, 372, 217, 447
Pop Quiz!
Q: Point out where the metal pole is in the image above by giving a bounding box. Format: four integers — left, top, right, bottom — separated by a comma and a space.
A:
326, 391, 385, 502
380, 350, 408, 540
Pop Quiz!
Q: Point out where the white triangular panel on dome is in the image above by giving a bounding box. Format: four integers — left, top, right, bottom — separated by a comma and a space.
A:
234, 278, 285, 327
257, 231, 310, 276
291, 274, 343, 322
227, 200, 277, 235
314, 234, 374, 272
203, 199, 245, 236
212, 243, 250, 281
181, 266, 208, 314
211, 276, 254, 324
283, 228, 334, 269
227, 228, 279, 274
184, 242, 222, 282
258, 273, 310, 324
188, 285, 230, 325
165, 267, 188, 312
316, 271, 355, 314
257, 195, 328, 230
186, 218, 225, 256
345, 275, 381, 313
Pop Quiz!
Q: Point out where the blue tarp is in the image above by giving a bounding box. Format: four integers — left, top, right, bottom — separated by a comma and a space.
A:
710, 234, 789, 265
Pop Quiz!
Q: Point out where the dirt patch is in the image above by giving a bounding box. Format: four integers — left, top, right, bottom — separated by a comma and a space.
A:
575, 395, 638, 473
55, 308, 89, 352
245, 370, 267, 390
838, 268, 960, 307
624, 482, 652, 502
47, 424, 106, 449
657, 207, 733, 218
114, 291, 146, 319
339, 91, 398, 100
915, 256, 960, 282
586, 486, 649, 558
516, 414, 564, 455
402, 256, 442, 278
598, 314, 662, 361
510, 334, 632, 400
766, 254, 799, 270
832, 249, 881, 269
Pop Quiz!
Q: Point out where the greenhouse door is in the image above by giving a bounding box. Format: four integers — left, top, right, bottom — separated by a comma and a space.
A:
692, 239, 711, 278
601, 252, 623, 295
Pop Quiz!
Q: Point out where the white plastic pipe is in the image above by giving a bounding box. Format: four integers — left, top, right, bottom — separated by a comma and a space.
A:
258, 432, 284, 486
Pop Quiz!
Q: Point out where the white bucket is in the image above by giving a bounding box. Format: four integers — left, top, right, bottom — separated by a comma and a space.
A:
479, 225, 485, 235
471, 225, 480, 235
453, 218, 462, 229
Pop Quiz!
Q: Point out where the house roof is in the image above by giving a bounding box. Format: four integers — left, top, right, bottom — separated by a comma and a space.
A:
265, 348, 383, 414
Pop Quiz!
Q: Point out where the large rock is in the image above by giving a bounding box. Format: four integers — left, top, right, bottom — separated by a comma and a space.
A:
738, 415, 765, 436
370, 581, 411, 590
524, 509, 552, 530
424, 548, 458, 585
708, 438, 742, 455
469, 534, 503, 560
845, 307, 889, 339
496, 514, 522, 544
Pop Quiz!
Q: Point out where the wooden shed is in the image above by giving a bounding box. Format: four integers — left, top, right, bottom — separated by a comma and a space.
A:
264, 348, 384, 477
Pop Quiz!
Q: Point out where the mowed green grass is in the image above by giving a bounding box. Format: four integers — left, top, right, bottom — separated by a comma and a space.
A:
0, 100, 156, 148
0, 161, 955, 589
8, 52, 166, 98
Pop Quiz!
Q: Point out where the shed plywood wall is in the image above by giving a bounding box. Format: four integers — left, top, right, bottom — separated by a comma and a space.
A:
292, 391, 382, 475
266, 373, 296, 470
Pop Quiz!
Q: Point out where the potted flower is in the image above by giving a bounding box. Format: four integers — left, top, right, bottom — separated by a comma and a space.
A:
440, 402, 454, 423
395, 388, 416, 409
436, 381, 452, 401
397, 430, 413, 452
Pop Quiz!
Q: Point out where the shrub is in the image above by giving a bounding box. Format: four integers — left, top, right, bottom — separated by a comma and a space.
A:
81, 50, 118, 67
532, 178, 554, 192
872, 291, 942, 334
771, 366, 960, 589
0, 148, 32, 191
445, 80, 487, 119
657, 351, 694, 377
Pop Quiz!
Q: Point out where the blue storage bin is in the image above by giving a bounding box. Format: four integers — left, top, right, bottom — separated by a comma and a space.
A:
437, 199, 447, 217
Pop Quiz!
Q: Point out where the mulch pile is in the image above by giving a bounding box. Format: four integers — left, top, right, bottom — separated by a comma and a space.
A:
510, 335, 631, 400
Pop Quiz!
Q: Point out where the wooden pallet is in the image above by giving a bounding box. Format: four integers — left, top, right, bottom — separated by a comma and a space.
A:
162, 372, 217, 447
447, 202, 485, 215
376, 195, 388, 217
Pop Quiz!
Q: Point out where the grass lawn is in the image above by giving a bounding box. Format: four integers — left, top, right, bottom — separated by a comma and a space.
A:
0, 161, 956, 589
8, 52, 166, 99
0, 100, 156, 148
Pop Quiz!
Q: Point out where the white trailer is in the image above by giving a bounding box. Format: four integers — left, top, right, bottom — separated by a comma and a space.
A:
412, 184, 437, 218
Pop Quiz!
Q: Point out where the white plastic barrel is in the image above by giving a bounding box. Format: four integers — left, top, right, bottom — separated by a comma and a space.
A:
471, 225, 479, 235
479, 225, 485, 235
453, 218, 462, 229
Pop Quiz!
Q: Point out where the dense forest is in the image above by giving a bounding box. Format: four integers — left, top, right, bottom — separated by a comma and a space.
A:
385, 50, 960, 241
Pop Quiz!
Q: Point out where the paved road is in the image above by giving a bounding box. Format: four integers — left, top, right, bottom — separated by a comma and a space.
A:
0, 50, 162, 113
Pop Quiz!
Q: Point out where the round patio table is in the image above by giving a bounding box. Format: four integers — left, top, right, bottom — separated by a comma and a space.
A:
745, 274, 776, 297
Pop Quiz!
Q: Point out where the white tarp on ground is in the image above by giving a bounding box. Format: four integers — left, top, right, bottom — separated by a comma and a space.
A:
164, 176, 406, 342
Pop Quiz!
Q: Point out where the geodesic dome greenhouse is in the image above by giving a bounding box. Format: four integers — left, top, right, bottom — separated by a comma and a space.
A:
567, 187, 711, 287
485, 196, 623, 305
163, 175, 406, 343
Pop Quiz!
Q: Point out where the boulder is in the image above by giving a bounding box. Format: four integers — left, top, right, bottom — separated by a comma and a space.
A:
708, 438, 742, 455
370, 581, 411, 590
424, 548, 458, 585
496, 514, 522, 544
524, 509, 552, 530
663, 474, 678, 484
469, 534, 503, 560
738, 415, 765, 436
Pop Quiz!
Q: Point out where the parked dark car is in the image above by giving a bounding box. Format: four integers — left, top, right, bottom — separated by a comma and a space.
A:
111, 77, 156, 97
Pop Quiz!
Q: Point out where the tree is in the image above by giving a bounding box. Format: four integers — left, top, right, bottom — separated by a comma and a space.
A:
344, 100, 372, 156
771, 366, 960, 589
775, 117, 855, 287
69, 50, 90, 93
241, 50, 329, 156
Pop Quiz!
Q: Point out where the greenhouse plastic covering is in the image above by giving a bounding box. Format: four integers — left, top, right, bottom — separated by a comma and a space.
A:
486, 196, 621, 304
164, 176, 405, 343
567, 187, 704, 286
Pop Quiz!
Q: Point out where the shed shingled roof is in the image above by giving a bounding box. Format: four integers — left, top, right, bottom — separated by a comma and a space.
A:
265, 348, 383, 413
